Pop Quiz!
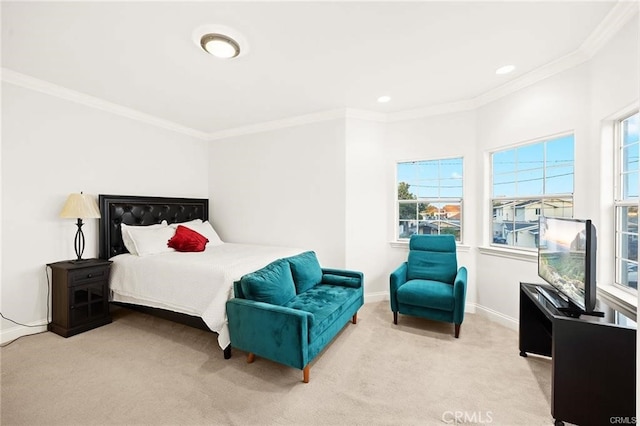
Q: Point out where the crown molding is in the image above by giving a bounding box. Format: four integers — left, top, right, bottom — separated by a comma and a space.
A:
373, 0, 637, 121
1, 68, 210, 140
345, 108, 387, 122
208, 108, 389, 141
207, 109, 346, 141
579, 0, 639, 58
2, 1, 635, 141
386, 99, 476, 123
471, 49, 591, 109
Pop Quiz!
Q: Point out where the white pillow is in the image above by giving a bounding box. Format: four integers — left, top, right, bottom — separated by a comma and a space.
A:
171, 220, 223, 246
121, 221, 168, 255
126, 225, 177, 256
201, 221, 224, 246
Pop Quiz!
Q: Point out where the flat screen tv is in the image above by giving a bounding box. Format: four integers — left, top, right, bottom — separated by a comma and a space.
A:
538, 216, 598, 315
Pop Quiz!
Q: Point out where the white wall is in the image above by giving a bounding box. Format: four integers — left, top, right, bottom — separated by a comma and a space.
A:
208, 113, 478, 308
1, 83, 209, 342
585, 19, 640, 416
344, 118, 393, 300
351, 111, 478, 304
474, 15, 638, 324
4, 12, 635, 344
208, 119, 347, 268
589, 18, 639, 297
206, 17, 637, 326
475, 63, 592, 322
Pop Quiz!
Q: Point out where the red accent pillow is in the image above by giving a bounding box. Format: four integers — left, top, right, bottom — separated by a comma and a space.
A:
167, 225, 209, 252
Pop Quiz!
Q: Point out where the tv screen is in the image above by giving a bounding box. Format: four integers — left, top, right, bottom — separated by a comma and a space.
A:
538, 216, 597, 313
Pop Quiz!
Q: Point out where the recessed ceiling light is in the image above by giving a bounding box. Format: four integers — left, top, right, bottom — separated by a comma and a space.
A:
378, 96, 391, 103
200, 33, 240, 59
496, 65, 515, 75
192, 24, 249, 59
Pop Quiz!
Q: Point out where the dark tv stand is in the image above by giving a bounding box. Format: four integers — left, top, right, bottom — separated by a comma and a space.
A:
519, 282, 636, 426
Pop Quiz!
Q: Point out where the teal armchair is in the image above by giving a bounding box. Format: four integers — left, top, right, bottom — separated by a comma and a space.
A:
390, 234, 467, 338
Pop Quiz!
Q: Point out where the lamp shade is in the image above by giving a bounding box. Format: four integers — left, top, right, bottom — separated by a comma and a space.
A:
59, 193, 101, 219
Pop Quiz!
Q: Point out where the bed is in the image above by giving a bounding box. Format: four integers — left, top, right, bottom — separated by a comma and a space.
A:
98, 194, 304, 359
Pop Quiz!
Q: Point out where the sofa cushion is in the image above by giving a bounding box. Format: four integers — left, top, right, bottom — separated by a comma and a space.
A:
287, 251, 323, 294
284, 284, 361, 341
396, 279, 454, 311
321, 274, 360, 288
407, 235, 457, 283
407, 251, 457, 283
240, 259, 297, 306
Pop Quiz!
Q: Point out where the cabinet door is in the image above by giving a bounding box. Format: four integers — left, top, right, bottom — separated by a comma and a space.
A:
88, 285, 107, 318
69, 285, 91, 325
70, 283, 108, 325
553, 318, 636, 425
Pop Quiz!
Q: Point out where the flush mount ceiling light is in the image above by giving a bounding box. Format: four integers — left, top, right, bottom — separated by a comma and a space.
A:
192, 24, 249, 59
377, 95, 391, 103
496, 65, 515, 75
200, 33, 240, 59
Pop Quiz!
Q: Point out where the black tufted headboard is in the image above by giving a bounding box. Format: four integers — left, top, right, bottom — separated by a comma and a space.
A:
99, 194, 209, 259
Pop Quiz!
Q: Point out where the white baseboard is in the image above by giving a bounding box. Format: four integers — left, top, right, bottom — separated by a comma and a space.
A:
1, 321, 48, 344
471, 303, 518, 331
363, 293, 517, 331
364, 291, 389, 304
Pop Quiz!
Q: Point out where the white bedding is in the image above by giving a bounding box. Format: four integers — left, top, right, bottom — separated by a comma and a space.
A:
109, 243, 305, 349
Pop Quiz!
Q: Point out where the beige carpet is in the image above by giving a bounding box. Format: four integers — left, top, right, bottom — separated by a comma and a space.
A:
1, 302, 553, 425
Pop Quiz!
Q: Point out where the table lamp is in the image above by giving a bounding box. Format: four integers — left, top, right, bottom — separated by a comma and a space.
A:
59, 192, 101, 262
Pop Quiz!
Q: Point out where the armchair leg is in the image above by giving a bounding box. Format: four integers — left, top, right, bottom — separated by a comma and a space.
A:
455, 324, 461, 338
393, 312, 398, 325
303, 365, 310, 383
352, 313, 357, 324
247, 353, 255, 363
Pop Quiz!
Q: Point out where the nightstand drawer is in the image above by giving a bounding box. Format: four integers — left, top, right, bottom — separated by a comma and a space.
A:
68, 267, 109, 286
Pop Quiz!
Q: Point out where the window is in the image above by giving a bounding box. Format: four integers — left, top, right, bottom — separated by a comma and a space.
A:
397, 157, 463, 242
491, 134, 574, 249
615, 112, 638, 291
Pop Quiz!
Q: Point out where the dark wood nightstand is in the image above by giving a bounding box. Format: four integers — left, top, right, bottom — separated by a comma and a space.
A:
47, 259, 112, 337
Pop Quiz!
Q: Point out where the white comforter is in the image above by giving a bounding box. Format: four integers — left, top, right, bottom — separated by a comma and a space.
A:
109, 243, 305, 349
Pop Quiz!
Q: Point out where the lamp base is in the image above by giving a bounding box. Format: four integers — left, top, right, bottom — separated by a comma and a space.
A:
69, 258, 95, 264
73, 218, 86, 261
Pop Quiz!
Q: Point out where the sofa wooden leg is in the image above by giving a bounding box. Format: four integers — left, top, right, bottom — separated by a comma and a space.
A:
455, 324, 461, 338
247, 353, 255, 363
303, 365, 310, 383
352, 313, 357, 324
393, 312, 398, 325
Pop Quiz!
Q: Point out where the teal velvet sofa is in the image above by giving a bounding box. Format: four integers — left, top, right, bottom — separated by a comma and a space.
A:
226, 251, 364, 383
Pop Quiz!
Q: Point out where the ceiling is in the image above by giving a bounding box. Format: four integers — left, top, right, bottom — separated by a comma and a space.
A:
1, 1, 630, 138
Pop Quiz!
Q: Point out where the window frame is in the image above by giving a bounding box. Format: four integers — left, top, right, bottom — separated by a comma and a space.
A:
613, 111, 639, 293
395, 156, 464, 244
489, 132, 575, 251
